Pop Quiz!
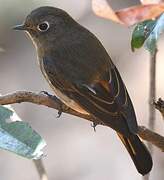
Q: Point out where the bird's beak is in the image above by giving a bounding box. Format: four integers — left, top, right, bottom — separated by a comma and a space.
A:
12, 24, 27, 31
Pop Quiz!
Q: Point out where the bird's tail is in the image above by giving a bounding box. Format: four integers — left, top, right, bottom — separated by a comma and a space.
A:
117, 132, 152, 175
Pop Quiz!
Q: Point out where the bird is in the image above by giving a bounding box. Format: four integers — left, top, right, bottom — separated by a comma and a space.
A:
13, 6, 152, 175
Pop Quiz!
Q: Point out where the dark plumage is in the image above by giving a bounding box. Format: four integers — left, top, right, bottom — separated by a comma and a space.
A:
13, 6, 152, 175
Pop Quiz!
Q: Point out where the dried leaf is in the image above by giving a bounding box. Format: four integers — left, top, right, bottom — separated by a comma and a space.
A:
92, 0, 122, 24
116, 4, 164, 26
141, 0, 163, 4
92, 0, 164, 26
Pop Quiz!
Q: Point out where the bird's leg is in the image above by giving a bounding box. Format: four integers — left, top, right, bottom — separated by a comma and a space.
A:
56, 103, 65, 118
91, 122, 98, 132
56, 103, 70, 118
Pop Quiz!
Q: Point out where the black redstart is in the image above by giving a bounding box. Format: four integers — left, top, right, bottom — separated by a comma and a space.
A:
13, 6, 152, 175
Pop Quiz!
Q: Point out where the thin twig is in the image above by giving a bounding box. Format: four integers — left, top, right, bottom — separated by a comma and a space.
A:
33, 159, 48, 180
143, 48, 158, 180
148, 48, 157, 152
0, 91, 164, 151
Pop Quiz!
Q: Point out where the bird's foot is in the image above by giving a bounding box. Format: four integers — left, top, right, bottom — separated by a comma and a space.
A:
57, 105, 63, 118
91, 122, 98, 132
40, 90, 53, 98
39, 91, 68, 118
40, 90, 59, 104
56, 103, 70, 118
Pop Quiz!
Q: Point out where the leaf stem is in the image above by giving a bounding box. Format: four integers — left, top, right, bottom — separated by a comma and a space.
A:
0, 91, 164, 151
33, 159, 48, 180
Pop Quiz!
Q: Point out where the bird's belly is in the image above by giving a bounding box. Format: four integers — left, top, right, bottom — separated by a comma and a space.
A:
53, 87, 89, 115
39, 61, 89, 115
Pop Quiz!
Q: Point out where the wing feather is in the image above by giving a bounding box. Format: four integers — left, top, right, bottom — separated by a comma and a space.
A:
67, 66, 138, 135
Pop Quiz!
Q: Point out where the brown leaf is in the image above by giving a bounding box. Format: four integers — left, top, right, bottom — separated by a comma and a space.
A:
92, 0, 164, 26
140, 0, 163, 4
154, 98, 164, 119
116, 4, 164, 25
92, 0, 123, 24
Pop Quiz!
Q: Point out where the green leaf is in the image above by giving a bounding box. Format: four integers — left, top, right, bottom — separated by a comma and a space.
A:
131, 13, 164, 54
0, 106, 46, 159
131, 20, 156, 51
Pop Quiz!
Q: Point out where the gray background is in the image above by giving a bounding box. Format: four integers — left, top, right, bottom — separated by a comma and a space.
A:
0, 0, 163, 180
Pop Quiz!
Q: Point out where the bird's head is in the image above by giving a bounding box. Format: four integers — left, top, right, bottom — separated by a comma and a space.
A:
13, 6, 76, 47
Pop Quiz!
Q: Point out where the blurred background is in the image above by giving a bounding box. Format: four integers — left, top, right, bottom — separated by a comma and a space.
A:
0, 0, 164, 180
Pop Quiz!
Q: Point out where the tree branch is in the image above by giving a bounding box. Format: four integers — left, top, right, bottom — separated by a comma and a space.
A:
0, 91, 164, 151
138, 126, 164, 152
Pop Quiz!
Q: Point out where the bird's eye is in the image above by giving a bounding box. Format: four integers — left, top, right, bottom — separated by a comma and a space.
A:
37, 21, 50, 32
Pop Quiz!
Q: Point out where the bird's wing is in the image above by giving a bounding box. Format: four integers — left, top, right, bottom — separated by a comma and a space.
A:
67, 65, 138, 136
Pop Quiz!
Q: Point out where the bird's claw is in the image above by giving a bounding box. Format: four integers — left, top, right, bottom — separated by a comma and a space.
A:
91, 122, 97, 132
40, 91, 64, 118
56, 103, 69, 118
57, 108, 63, 118
39, 91, 53, 97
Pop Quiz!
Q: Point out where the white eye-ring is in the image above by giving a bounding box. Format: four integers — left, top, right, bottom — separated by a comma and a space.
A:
37, 21, 50, 32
